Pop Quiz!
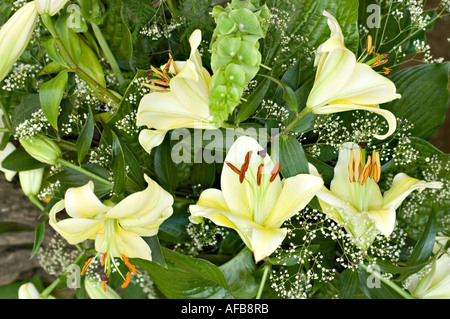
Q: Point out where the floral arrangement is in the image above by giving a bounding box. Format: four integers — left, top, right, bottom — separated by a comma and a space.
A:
0, 0, 449, 300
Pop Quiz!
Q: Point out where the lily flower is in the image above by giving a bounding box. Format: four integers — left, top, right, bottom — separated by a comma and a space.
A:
49, 174, 173, 289
406, 237, 450, 299
189, 136, 324, 262
0, 1, 38, 82
306, 11, 401, 140
312, 142, 442, 250
35, 0, 69, 16
136, 29, 216, 154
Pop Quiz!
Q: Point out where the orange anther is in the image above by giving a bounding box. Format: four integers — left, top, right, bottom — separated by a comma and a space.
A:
225, 161, 241, 175
257, 164, 263, 186
348, 150, 354, 183
354, 150, 362, 183
101, 252, 107, 267
269, 163, 282, 183
102, 280, 107, 292
121, 272, 131, 289
366, 35, 375, 55
359, 155, 372, 186
81, 258, 92, 276
383, 67, 391, 75
372, 150, 381, 183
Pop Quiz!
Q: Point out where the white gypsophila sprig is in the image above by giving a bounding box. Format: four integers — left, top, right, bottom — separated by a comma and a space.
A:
37, 234, 80, 276
1, 63, 40, 92
14, 108, 52, 140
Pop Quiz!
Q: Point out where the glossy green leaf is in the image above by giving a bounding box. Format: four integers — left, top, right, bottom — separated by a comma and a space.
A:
111, 131, 126, 195
76, 107, 95, 164
219, 248, 259, 299
276, 134, 309, 178
384, 63, 450, 140
153, 135, 179, 194
39, 70, 68, 130
338, 268, 358, 299
133, 247, 234, 299
1, 146, 47, 172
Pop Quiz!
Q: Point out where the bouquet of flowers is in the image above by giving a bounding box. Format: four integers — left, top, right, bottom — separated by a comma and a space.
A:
0, 0, 449, 300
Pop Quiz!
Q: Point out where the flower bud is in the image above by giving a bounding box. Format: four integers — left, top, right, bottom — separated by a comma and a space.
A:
19, 167, 45, 196
84, 277, 121, 299
20, 135, 62, 165
0, 2, 38, 82
18, 283, 41, 299
35, 0, 69, 16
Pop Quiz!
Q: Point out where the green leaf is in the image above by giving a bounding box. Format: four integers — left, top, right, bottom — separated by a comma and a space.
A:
405, 209, 436, 267
357, 266, 404, 299
190, 162, 216, 188
153, 135, 179, 194
259, 74, 299, 113
384, 63, 450, 140
47, 163, 112, 198
338, 268, 358, 299
276, 134, 309, 178
236, 76, 270, 123
219, 248, 259, 299
39, 70, 68, 130
133, 247, 234, 299
1, 146, 47, 172
111, 131, 126, 195
76, 107, 95, 164
30, 220, 46, 260
143, 236, 166, 268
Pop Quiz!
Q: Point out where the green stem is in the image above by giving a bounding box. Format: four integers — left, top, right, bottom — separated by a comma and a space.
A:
281, 107, 311, 136
40, 251, 86, 299
359, 262, 415, 299
90, 22, 125, 85
57, 158, 113, 187
256, 262, 271, 299
0, 127, 9, 133
57, 139, 78, 152
40, 14, 121, 107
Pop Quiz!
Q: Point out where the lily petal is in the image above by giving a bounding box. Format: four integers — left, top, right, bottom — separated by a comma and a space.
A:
315, 103, 397, 140
49, 200, 103, 245
95, 225, 153, 261
367, 207, 396, 237
64, 181, 110, 219
264, 173, 323, 228
0, 142, 17, 182
138, 129, 167, 154
382, 173, 443, 210
249, 225, 287, 263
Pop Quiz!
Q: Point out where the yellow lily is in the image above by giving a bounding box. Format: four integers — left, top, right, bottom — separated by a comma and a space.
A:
406, 237, 450, 299
189, 136, 324, 262
312, 142, 442, 250
136, 29, 216, 153
49, 174, 173, 288
306, 11, 401, 140
0, 1, 38, 82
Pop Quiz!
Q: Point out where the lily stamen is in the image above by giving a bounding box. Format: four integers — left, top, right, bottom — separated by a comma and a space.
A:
257, 164, 263, 186
81, 258, 92, 276
121, 272, 131, 289
270, 163, 282, 183
348, 148, 381, 185
101, 252, 107, 267
225, 161, 241, 175
366, 35, 375, 55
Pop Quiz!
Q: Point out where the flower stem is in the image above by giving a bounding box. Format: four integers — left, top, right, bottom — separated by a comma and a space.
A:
281, 107, 311, 136
40, 251, 86, 299
256, 262, 271, 299
57, 158, 113, 187
39, 14, 121, 108
359, 262, 415, 299
29, 195, 45, 211
90, 22, 125, 85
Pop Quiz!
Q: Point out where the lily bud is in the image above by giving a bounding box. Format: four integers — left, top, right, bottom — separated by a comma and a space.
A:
84, 277, 121, 299
20, 135, 62, 165
19, 167, 45, 196
35, 0, 69, 16
0, 2, 38, 82
18, 283, 41, 299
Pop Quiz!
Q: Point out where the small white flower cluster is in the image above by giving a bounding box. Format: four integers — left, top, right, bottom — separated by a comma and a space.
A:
140, 16, 186, 40
73, 75, 109, 113
392, 137, 420, 166
173, 220, 229, 257
1, 63, 40, 92
88, 144, 113, 168
37, 234, 80, 277
14, 108, 52, 140
254, 99, 290, 129
115, 110, 140, 135
412, 39, 444, 64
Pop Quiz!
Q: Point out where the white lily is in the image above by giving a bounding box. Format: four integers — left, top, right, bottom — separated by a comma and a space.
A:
313, 142, 443, 250
18, 282, 55, 299
0, 1, 38, 82
189, 136, 324, 262
19, 167, 45, 196
406, 237, 450, 299
49, 174, 173, 288
136, 29, 216, 154
35, 0, 69, 16
306, 11, 401, 140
